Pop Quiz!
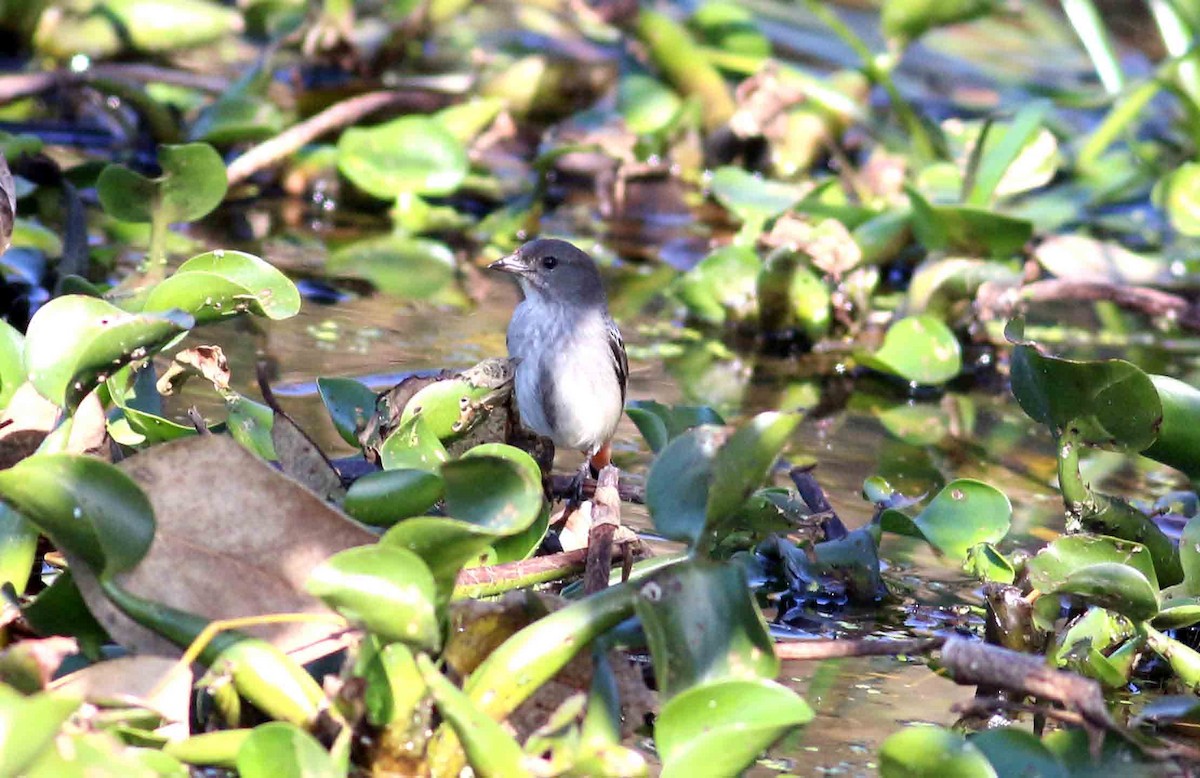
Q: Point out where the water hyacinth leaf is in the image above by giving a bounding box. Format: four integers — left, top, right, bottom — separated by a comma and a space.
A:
442, 451, 543, 534
21, 571, 110, 659
24, 295, 193, 408
0, 686, 82, 776
857, 315, 962, 386
964, 543, 1015, 584
0, 454, 154, 576
360, 639, 426, 729
382, 517, 496, 603
398, 377, 491, 443
691, 1, 771, 57
416, 654, 530, 777
673, 244, 760, 324
1033, 234, 1164, 285
1154, 162, 1200, 237
212, 638, 327, 727
880, 479, 1011, 561
226, 392, 276, 460
1144, 375, 1200, 482
757, 251, 831, 340
626, 401, 724, 454
1027, 535, 1159, 621
968, 728, 1066, 778
706, 412, 798, 537
963, 101, 1055, 206
307, 545, 440, 650
1153, 597, 1200, 629
189, 96, 286, 145
0, 504, 37, 594
327, 235, 458, 301
337, 116, 468, 199
1145, 625, 1200, 691
646, 426, 723, 546
907, 187, 1032, 258
163, 729, 252, 768
460, 444, 547, 562
879, 725, 996, 778
1183, 514, 1200, 596
142, 250, 301, 324
655, 678, 812, 778
36, 0, 239, 56
380, 414, 448, 471
618, 73, 682, 135
317, 377, 378, 447
96, 143, 227, 224
634, 560, 777, 699
236, 722, 339, 778
0, 319, 23, 409
1010, 344, 1161, 450
343, 469, 445, 528
435, 98, 505, 144
709, 167, 805, 227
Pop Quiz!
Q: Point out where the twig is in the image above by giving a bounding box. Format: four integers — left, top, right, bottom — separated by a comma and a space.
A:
940, 636, 1112, 729
187, 407, 211, 435
453, 537, 647, 597
226, 90, 445, 186
775, 636, 943, 661
583, 465, 620, 595
981, 279, 1200, 332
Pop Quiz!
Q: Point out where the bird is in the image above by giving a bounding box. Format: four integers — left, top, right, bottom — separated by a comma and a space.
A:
489, 238, 628, 500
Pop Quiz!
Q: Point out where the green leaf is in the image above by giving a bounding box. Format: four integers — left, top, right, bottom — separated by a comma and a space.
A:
673, 245, 761, 325
879, 725, 997, 778
307, 545, 441, 651
442, 451, 543, 534
1154, 161, 1200, 237
1027, 535, 1160, 621
0, 454, 155, 576
337, 116, 468, 199
618, 73, 682, 135
626, 401, 723, 454
359, 639, 426, 729
21, 571, 110, 659
343, 469, 445, 528
0, 504, 37, 594
226, 392, 276, 460
645, 426, 723, 546
1183, 514, 1200, 596
327, 235, 460, 302
0, 319, 24, 408
213, 638, 327, 727
142, 250, 301, 324
634, 560, 777, 699
24, 295, 192, 408
882, 0, 999, 47
1144, 375, 1200, 482
969, 728, 1065, 778
236, 722, 339, 778
907, 187, 1032, 258
858, 315, 962, 386
709, 167, 805, 226
416, 654, 530, 777
964, 543, 1015, 584
379, 414, 448, 471
705, 412, 798, 541
189, 96, 286, 145
398, 377, 500, 443
382, 517, 496, 605
656, 679, 812, 778
1009, 345, 1161, 450
97, 143, 227, 224
964, 101, 1054, 206
0, 686, 81, 776
317, 377, 378, 448
757, 250, 831, 340
880, 479, 1011, 561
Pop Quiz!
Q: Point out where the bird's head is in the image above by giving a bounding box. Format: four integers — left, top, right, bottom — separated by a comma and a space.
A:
488, 238, 607, 306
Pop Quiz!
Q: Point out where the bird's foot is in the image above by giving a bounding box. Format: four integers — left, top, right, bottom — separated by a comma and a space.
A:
566, 460, 591, 511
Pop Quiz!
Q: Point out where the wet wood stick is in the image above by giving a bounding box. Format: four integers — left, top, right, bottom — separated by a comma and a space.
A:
584, 465, 621, 595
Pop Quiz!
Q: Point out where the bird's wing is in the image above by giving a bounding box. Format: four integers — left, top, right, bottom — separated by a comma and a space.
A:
606, 317, 628, 405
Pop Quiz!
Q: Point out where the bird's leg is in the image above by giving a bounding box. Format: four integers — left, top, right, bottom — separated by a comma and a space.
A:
566, 459, 590, 510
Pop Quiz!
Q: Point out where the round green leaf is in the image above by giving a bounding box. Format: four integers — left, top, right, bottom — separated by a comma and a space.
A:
24, 295, 192, 408
656, 678, 812, 778
189, 96, 286, 145
380, 414, 448, 471
1154, 161, 1200, 236
97, 143, 227, 224
399, 378, 486, 443
646, 426, 723, 546
337, 116, 468, 199
706, 412, 798, 536
0, 454, 155, 576
0, 318, 24, 408
442, 452, 543, 534
1010, 345, 1161, 450
327, 235, 459, 301
460, 444, 547, 563
236, 722, 338, 778
143, 250, 301, 324
317, 377, 378, 448
1028, 535, 1160, 621
879, 725, 997, 778
880, 479, 1011, 561
306, 545, 440, 650
618, 74, 682, 135
382, 516, 497, 604
858, 314, 962, 385
672, 245, 761, 325
343, 469, 445, 527
906, 185, 1032, 258
1153, 597, 1200, 629
709, 167, 805, 224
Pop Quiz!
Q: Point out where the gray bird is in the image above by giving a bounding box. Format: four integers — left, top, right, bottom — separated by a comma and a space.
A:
489, 238, 628, 495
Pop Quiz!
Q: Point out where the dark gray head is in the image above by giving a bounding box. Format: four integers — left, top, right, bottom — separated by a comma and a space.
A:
488, 238, 607, 307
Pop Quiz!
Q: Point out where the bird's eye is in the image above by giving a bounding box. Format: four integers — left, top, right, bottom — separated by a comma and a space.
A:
541, 256, 558, 270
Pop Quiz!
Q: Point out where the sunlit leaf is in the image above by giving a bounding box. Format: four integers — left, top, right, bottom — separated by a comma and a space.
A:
307, 545, 440, 650
1154, 161, 1200, 237
709, 167, 805, 227
0, 319, 24, 409
672, 244, 760, 325
656, 679, 811, 778
705, 412, 798, 542
24, 295, 192, 408
379, 414, 448, 471
1027, 534, 1159, 621
343, 469, 445, 528
879, 725, 996, 777
337, 116, 468, 199
236, 722, 339, 778
317, 377, 378, 448
97, 143, 227, 224
858, 315, 962, 386
0, 685, 81, 776
646, 426, 723, 546
880, 479, 1011, 561
142, 250, 301, 324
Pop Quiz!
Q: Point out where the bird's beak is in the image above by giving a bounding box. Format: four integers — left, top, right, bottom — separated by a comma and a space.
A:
488, 252, 529, 276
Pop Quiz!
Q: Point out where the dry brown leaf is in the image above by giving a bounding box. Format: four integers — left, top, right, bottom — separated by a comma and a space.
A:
156, 345, 230, 396
0, 383, 108, 468
51, 654, 192, 727
73, 434, 374, 659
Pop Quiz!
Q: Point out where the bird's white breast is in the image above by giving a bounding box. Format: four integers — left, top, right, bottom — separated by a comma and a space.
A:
507, 298, 623, 454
